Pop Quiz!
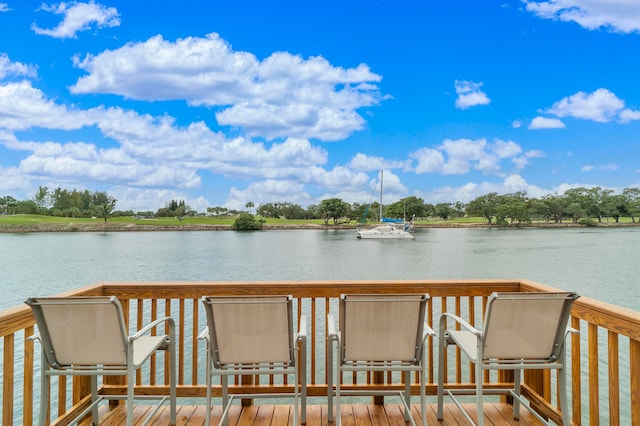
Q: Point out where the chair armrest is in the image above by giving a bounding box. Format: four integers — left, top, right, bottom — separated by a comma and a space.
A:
130, 316, 175, 341
297, 315, 308, 342
423, 322, 436, 336
439, 312, 481, 335
197, 327, 209, 342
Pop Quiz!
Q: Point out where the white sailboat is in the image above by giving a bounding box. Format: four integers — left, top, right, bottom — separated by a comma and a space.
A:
356, 171, 415, 239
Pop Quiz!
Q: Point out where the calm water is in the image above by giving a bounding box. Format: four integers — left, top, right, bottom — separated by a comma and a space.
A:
1, 227, 638, 423
1, 227, 638, 310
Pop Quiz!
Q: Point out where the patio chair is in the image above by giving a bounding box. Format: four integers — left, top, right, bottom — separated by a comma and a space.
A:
437, 291, 579, 426
25, 296, 176, 426
199, 295, 307, 426
327, 294, 434, 426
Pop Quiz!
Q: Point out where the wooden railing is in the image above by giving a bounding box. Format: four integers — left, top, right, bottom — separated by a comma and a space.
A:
1, 279, 639, 425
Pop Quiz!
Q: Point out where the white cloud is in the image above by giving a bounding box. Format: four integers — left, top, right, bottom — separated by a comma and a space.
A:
619, 108, 640, 123
546, 88, 627, 122
454, 80, 491, 109
0, 3, 10, 12
582, 163, 618, 172
70, 33, 384, 141
0, 165, 30, 192
528, 116, 566, 129
0, 79, 338, 196
226, 180, 310, 211
0, 81, 99, 130
416, 174, 551, 203
0, 54, 38, 80
524, 0, 640, 34
410, 138, 541, 176
347, 153, 408, 172
512, 120, 523, 128
111, 187, 210, 212
31, 1, 120, 39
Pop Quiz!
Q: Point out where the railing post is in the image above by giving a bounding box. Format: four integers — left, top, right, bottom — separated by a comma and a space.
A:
631, 339, 640, 425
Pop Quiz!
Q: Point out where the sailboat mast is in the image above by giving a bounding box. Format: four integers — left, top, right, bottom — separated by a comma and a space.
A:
379, 170, 383, 222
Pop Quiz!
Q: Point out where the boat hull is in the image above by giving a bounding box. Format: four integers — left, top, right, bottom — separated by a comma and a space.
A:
356, 224, 415, 239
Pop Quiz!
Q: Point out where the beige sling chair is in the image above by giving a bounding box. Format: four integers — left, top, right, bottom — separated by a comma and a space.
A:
327, 294, 434, 426
199, 295, 307, 426
437, 291, 579, 426
25, 296, 177, 426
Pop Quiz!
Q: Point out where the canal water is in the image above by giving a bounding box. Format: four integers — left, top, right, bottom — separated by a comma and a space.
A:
0, 227, 638, 423
1, 227, 638, 310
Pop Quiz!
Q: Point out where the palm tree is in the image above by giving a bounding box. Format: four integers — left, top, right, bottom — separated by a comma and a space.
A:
245, 201, 255, 214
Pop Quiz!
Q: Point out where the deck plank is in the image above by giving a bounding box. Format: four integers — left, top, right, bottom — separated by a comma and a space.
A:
96, 403, 544, 425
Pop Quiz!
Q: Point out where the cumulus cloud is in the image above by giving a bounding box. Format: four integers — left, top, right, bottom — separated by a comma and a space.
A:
347, 153, 408, 172
542, 88, 640, 124
0, 79, 338, 198
31, 1, 120, 39
0, 81, 100, 130
415, 174, 551, 204
0, 3, 10, 12
0, 54, 38, 80
70, 33, 384, 141
454, 80, 491, 109
528, 116, 566, 129
546, 88, 623, 122
410, 138, 541, 176
524, 0, 640, 34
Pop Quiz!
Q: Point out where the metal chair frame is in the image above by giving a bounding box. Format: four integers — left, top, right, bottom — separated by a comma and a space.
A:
199, 295, 307, 426
327, 294, 434, 426
437, 291, 579, 426
26, 296, 176, 426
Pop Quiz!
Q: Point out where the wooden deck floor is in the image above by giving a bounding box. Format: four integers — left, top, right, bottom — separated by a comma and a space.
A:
85, 403, 544, 425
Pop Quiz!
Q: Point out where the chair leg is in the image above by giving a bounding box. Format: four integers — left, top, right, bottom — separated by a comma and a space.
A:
293, 366, 299, 426
205, 351, 212, 426
437, 331, 446, 420
127, 364, 135, 426
91, 375, 99, 425
300, 337, 307, 424
169, 337, 177, 425
513, 369, 521, 420
475, 364, 484, 426
335, 367, 341, 426
559, 365, 570, 426
327, 336, 334, 423
404, 371, 411, 423
39, 368, 49, 426
420, 360, 427, 426
221, 375, 229, 426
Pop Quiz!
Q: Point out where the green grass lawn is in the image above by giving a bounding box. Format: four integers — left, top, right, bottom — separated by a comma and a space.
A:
1, 214, 635, 228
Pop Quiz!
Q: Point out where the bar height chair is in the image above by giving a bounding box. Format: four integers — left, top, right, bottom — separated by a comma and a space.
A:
327, 293, 434, 426
25, 296, 177, 426
199, 295, 307, 426
437, 291, 579, 426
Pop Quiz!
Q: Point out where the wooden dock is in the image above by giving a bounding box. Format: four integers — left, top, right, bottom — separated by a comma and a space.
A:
86, 402, 544, 425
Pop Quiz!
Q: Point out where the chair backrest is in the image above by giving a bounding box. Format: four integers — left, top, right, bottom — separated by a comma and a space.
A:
482, 292, 579, 361
339, 294, 428, 364
25, 296, 128, 367
202, 295, 295, 367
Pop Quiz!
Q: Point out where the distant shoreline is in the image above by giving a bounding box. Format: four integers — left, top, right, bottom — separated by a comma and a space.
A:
2, 220, 639, 233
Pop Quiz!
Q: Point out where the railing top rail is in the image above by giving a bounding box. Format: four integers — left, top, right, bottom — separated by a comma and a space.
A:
2, 279, 640, 339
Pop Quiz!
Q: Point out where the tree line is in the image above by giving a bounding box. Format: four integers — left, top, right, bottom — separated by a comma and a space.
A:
0, 187, 118, 224
251, 186, 640, 225
2, 185, 640, 226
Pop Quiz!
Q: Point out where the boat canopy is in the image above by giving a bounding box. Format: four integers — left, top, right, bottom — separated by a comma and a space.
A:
381, 217, 404, 223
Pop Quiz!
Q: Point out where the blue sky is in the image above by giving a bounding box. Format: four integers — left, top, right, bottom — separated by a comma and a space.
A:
1, 1, 639, 212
